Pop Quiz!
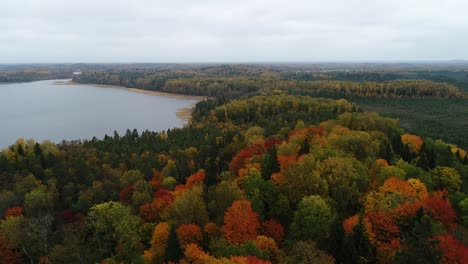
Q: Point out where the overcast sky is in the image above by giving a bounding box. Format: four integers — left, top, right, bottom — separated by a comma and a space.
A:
1, 0, 468, 63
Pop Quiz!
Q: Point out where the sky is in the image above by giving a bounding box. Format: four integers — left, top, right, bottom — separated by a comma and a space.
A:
1, 0, 468, 63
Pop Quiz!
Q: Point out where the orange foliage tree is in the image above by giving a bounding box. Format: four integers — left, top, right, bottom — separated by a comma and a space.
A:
230, 256, 272, 264
204, 222, 219, 237
392, 201, 423, 227
223, 200, 260, 244
143, 222, 170, 262
379, 178, 419, 199
375, 159, 389, 167
185, 170, 206, 188
183, 243, 214, 264
277, 155, 297, 170
173, 184, 188, 197
176, 224, 203, 248
401, 134, 423, 154
270, 172, 285, 186
288, 126, 324, 141
365, 177, 428, 214
343, 214, 360, 235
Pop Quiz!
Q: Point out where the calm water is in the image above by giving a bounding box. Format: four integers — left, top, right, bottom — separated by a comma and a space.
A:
0, 80, 199, 149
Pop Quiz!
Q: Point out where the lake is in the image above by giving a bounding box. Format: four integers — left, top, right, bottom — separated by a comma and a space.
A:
0, 80, 200, 149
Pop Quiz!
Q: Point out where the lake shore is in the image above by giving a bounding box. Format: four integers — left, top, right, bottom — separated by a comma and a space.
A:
53, 80, 206, 121
53, 80, 207, 100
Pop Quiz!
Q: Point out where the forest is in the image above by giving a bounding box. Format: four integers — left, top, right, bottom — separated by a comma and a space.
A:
70, 64, 468, 148
1, 93, 467, 263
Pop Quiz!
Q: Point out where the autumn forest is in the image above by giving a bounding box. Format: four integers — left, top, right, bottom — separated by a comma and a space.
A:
0, 64, 467, 263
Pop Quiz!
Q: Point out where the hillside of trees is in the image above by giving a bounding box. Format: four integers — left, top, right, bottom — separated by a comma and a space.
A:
1, 94, 467, 263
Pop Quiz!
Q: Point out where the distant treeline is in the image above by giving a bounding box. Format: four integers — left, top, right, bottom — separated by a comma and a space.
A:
0, 70, 72, 82
73, 69, 466, 99
0, 63, 191, 83
3, 63, 468, 92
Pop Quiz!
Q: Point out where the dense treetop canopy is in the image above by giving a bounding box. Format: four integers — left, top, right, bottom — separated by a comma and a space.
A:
0, 92, 467, 263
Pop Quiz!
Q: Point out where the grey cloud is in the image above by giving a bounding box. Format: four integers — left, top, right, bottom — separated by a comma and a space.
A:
1, 0, 467, 62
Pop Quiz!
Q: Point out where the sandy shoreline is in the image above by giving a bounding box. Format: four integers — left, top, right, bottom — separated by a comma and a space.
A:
53, 80, 206, 121
53, 80, 207, 100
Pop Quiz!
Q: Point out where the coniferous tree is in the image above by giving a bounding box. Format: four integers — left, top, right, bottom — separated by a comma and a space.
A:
343, 214, 376, 264
261, 146, 280, 180
328, 217, 346, 263
165, 225, 182, 263
298, 139, 310, 156
395, 210, 443, 264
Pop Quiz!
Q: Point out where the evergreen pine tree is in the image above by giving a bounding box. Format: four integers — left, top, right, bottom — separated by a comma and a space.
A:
17, 144, 25, 157
328, 217, 346, 264
261, 146, 280, 180
395, 211, 443, 264
165, 224, 182, 263
343, 214, 376, 264
298, 138, 310, 156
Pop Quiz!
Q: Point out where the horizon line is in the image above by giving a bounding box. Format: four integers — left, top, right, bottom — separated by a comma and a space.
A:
1, 59, 468, 65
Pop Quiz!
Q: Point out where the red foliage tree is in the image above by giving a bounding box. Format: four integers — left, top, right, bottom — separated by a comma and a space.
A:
4, 206, 23, 218
139, 203, 159, 222
230, 144, 265, 174
366, 212, 399, 243
422, 194, 457, 231
261, 219, 284, 243
436, 234, 468, 264
264, 137, 282, 151
223, 200, 260, 244
154, 189, 173, 200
